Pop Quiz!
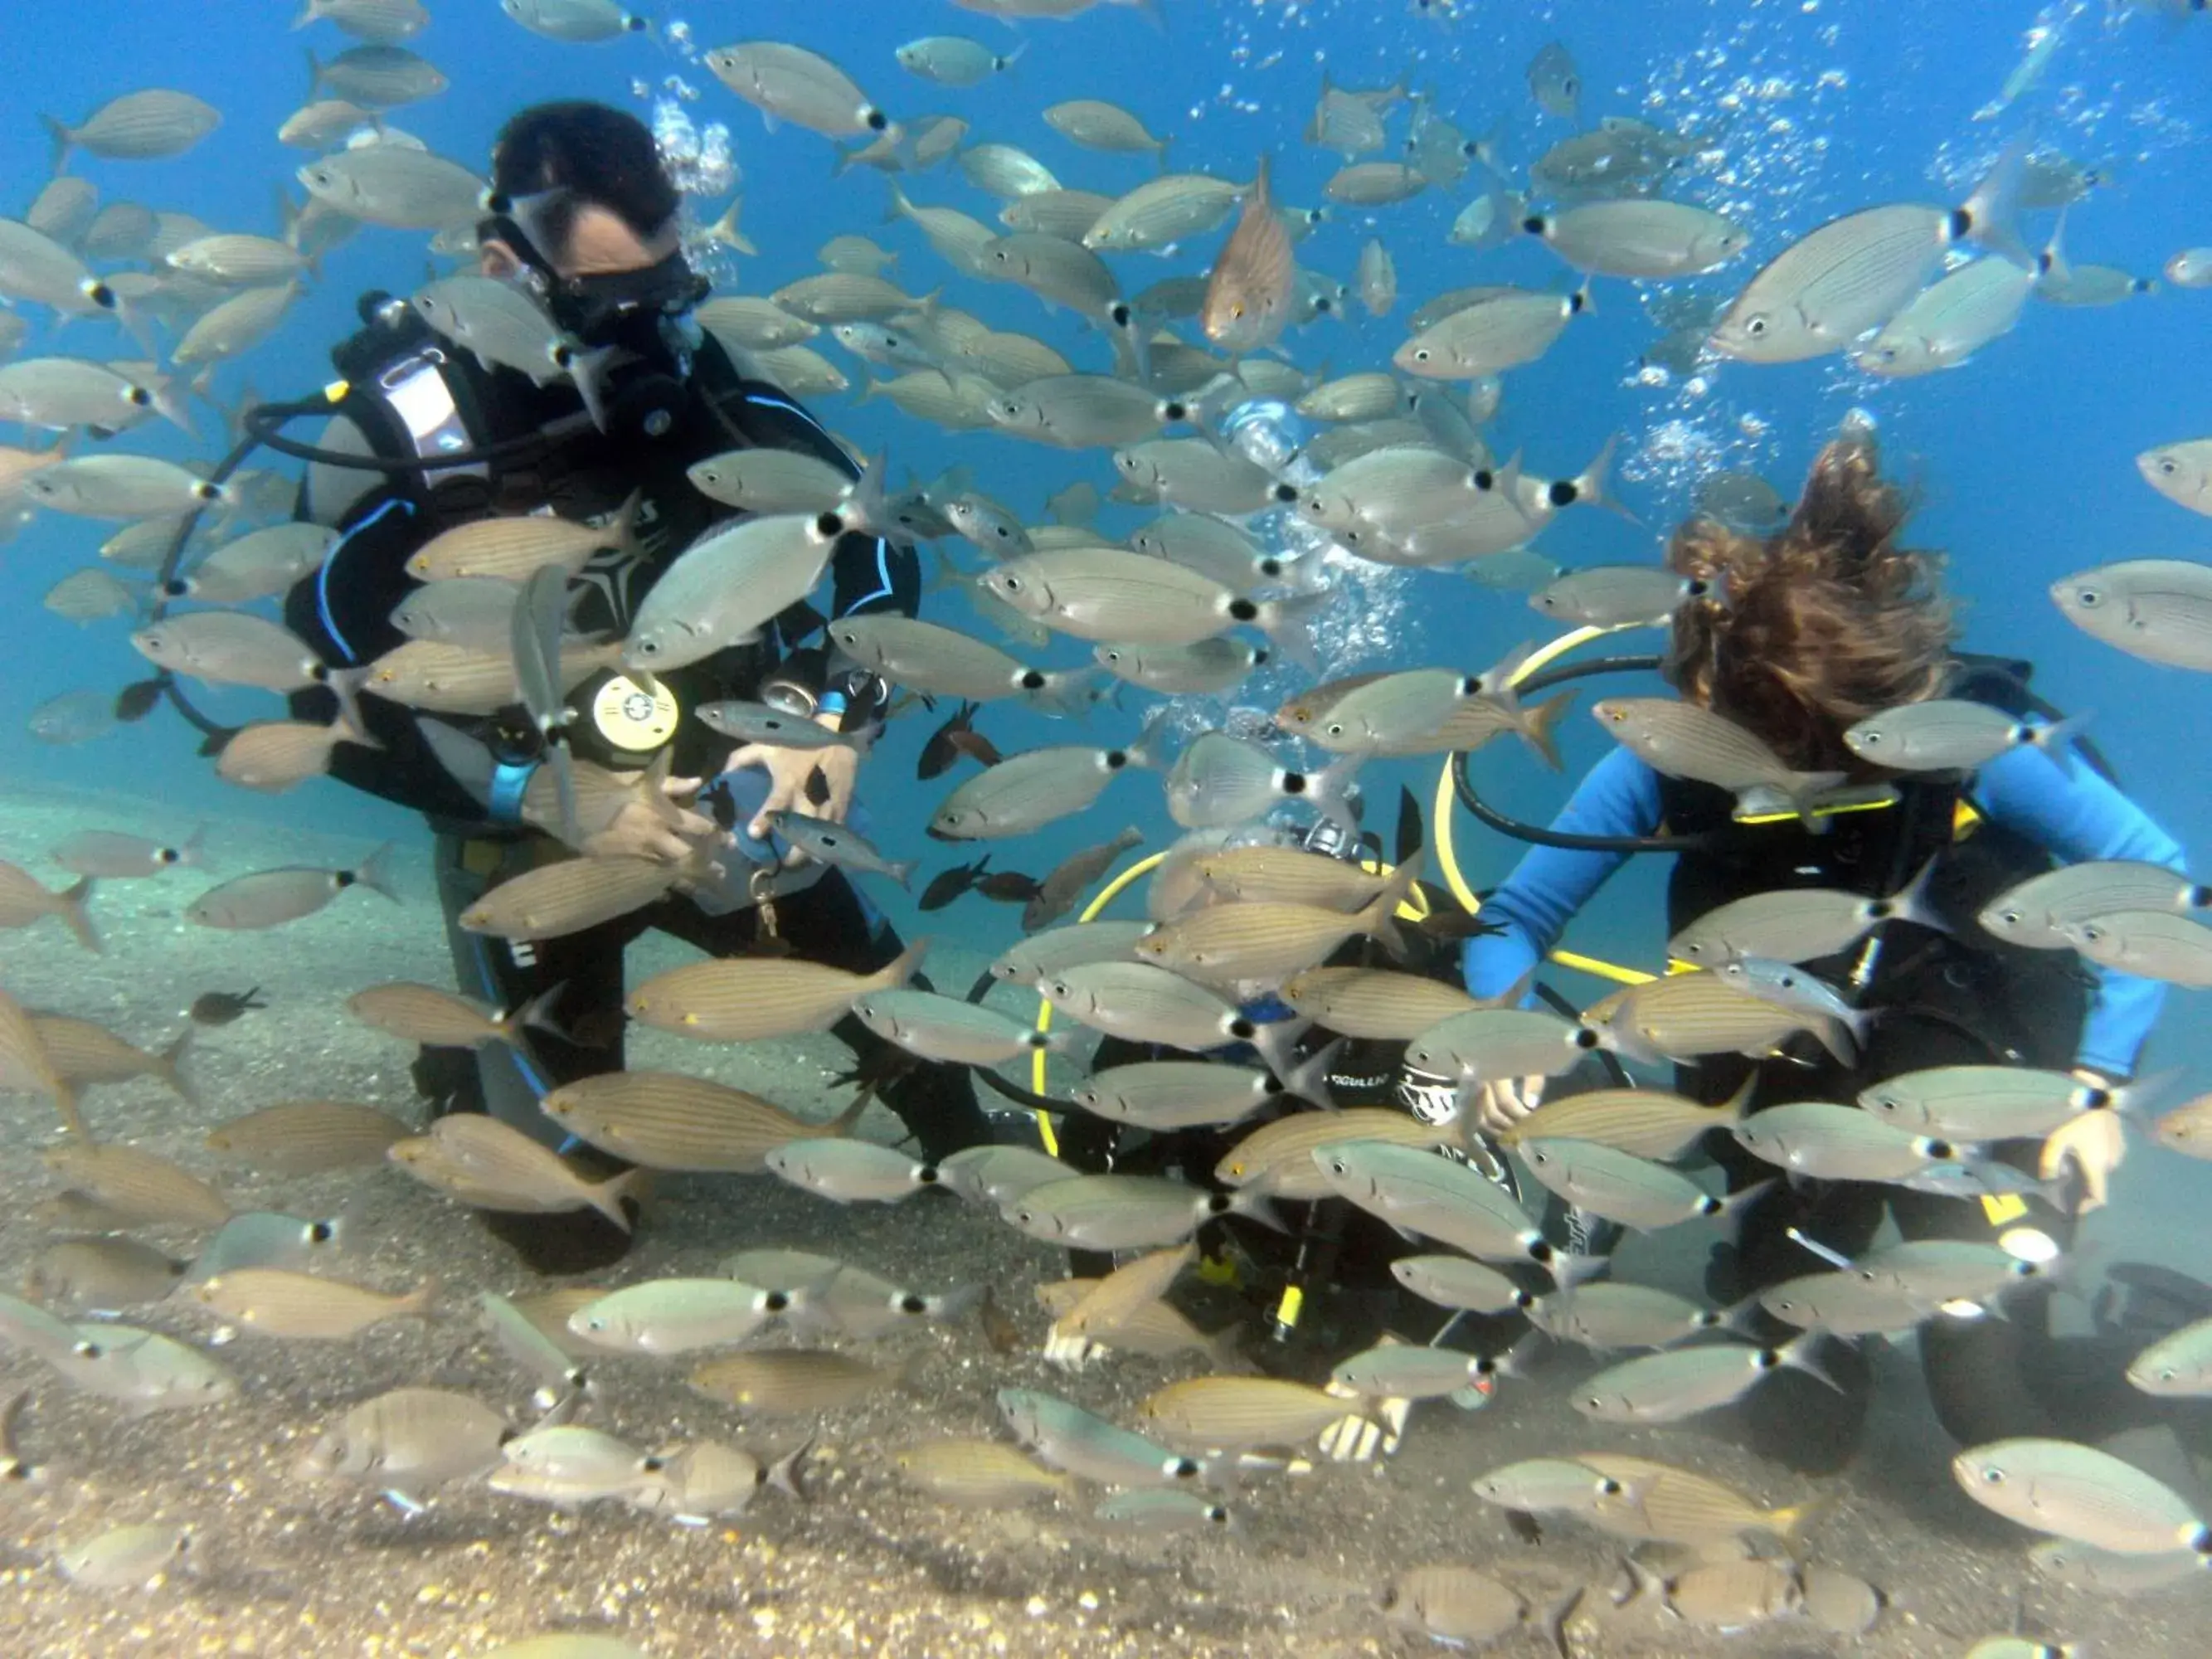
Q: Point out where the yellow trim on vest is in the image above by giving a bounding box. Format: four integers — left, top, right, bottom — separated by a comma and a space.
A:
1731, 796, 1898, 827
1980, 1193, 2030, 1225
323, 378, 350, 403
1953, 798, 1983, 838
1273, 1282, 1305, 1330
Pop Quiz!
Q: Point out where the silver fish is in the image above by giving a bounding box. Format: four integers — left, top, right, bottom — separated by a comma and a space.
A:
568, 1279, 806, 1355
624, 512, 843, 671
500, 0, 649, 43
1844, 698, 2079, 771
186, 844, 396, 929
1002, 1174, 1276, 1251
848, 988, 1054, 1065
767, 812, 914, 888
1979, 861, 2209, 949
764, 1138, 939, 1204
2051, 559, 2212, 672
1526, 41, 1581, 119
297, 144, 485, 229
704, 41, 890, 139
44, 90, 221, 167
1710, 144, 2025, 362
1573, 1334, 1836, 1423
1164, 732, 1359, 836
930, 723, 1161, 839
413, 275, 612, 429
1952, 1438, 2210, 1554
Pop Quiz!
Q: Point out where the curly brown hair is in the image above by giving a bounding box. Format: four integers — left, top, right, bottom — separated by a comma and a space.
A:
1664, 433, 1957, 771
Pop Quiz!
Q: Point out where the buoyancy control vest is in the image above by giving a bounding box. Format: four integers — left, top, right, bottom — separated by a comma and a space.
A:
1658, 655, 2092, 1098
290, 295, 878, 799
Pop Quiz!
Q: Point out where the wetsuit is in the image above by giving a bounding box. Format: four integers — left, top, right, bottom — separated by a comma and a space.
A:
280, 302, 987, 1265
1463, 730, 2187, 1471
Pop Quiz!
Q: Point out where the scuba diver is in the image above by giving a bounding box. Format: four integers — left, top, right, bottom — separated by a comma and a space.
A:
1456, 431, 2192, 1473
275, 101, 988, 1270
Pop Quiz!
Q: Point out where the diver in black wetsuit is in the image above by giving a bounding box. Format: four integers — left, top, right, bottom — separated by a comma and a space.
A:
280, 103, 986, 1269
1460, 434, 2193, 1472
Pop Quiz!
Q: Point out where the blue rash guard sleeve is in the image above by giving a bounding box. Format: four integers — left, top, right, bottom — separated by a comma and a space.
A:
1461, 747, 1664, 1000
1972, 744, 2191, 1079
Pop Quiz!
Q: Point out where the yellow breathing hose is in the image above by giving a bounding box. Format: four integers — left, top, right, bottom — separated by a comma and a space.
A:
1018, 623, 1658, 1145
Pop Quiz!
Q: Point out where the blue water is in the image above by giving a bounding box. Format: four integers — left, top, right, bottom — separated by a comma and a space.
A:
1, 5, 2208, 1076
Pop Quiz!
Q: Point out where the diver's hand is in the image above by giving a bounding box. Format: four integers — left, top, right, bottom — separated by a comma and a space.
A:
580, 776, 712, 863
2041, 1104, 2127, 1214
1474, 1075, 1547, 1137
724, 732, 860, 841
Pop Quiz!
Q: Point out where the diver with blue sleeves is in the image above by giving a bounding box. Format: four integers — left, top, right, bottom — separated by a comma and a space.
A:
275, 102, 987, 1269
1456, 431, 2193, 1473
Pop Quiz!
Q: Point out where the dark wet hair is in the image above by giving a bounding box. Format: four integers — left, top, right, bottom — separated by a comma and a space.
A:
491, 101, 680, 255
1665, 432, 1957, 771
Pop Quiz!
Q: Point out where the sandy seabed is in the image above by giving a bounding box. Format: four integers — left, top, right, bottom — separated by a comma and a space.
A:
0, 779, 2203, 1659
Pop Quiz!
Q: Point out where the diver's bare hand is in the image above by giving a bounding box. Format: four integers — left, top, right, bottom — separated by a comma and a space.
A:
581, 778, 711, 864
724, 732, 859, 840
1474, 1075, 1547, 1137
2041, 1101, 2127, 1214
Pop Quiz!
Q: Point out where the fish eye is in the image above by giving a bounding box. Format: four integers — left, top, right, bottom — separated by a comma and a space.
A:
2159, 458, 2180, 476
1745, 315, 1770, 335
1981, 1467, 2006, 1484
2075, 588, 2102, 607
1001, 576, 1022, 591
1412, 348, 1432, 362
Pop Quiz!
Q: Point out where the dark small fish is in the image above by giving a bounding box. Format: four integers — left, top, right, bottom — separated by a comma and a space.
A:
921, 856, 992, 912
1023, 826, 1143, 933
977, 870, 1044, 903
948, 728, 1004, 768
976, 1285, 1022, 1355
918, 701, 990, 781
189, 987, 266, 1027
114, 678, 166, 723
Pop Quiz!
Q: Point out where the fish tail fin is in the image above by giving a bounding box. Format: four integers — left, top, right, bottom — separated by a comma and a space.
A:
323, 664, 372, 749
871, 937, 931, 991
51, 1081, 85, 1141
333, 699, 382, 752
1518, 688, 1578, 771
1960, 134, 2031, 268
304, 46, 323, 100
55, 875, 100, 955
156, 1026, 200, 1111
708, 197, 756, 256
1777, 1329, 1842, 1393
40, 115, 72, 178
567, 344, 617, 434
1711, 1176, 1777, 1249
819, 1087, 873, 1140
400, 1276, 439, 1319
1787, 770, 1850, 832
928, 1282, 987, 1323
769, 1435, 814, 1501
176, 825, 209, 869
2028, 709, 2091, 776
1716, 1069, 1758, 1131
886, 858, 916, 890
1228, 1189, 1288, 1233
1363, 849, 1425, 958
289, 0, 321, 27
1280, 1036, 1342, 1110
510, 981, 573, 1045
1123, 705, 1171, 771
352, 841, 401, 904
1247, 1015, 1312, 1082
1769, 1485, 1841, 1557
883, 181, 914, 226
1892, 851, 1952, 934
148, 373, 197, 436
1023, 666, 1097, 719
1547, 1248, 1607, 1289
1254, 588, 1325, 674
590, 1167, 648, 1233
1573, 432, 1641, 526
1306, 746, 1366, 842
